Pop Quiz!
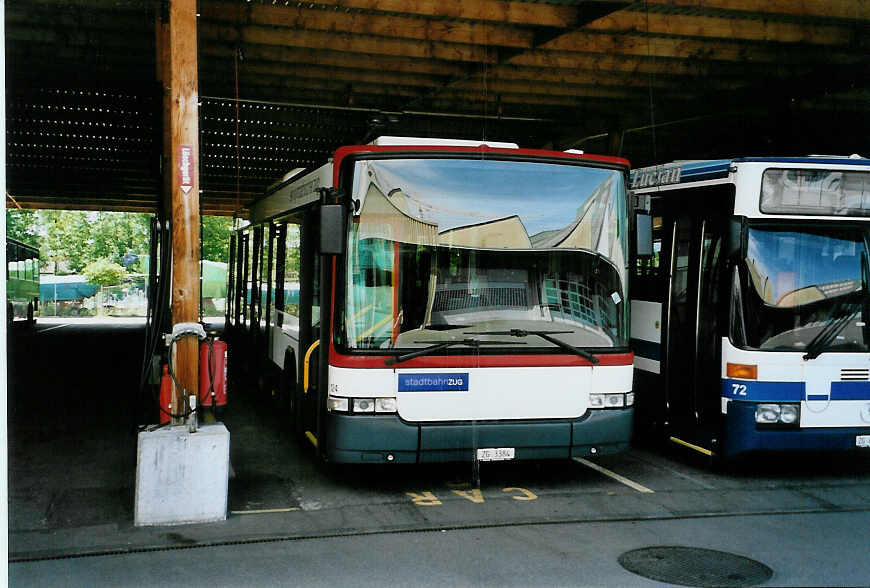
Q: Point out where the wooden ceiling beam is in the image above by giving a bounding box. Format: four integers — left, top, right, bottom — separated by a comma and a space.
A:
505, 49, 809, 76
447, 78, 647, 99
200, 39, 805, 86
427, 88, 638, 108
644, 0, 870, 22
278, 0, 580, 28
485, 64, 740, 89
200, 2, 535, 49
201, 57, 705, 98
201, 58, 447, 90
229, 73, 425, 101
201, 24, 496, 64
585, 9, 857, 45
536, 30, 860, 62
199, 44, 466, 78
219, 70, 649, 107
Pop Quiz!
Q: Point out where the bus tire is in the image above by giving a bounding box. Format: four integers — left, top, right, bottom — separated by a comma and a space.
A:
26, 302, 34, 326
7, 302, 13, 328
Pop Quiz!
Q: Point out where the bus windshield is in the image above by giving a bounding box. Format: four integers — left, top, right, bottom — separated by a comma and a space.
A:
341, 157, 628, 352
733, 223, 870, 352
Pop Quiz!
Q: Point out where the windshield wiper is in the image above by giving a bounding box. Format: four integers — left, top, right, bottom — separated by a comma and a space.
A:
463, 329, 600, 364
385, 338, 524, 366
803, 299, 862, 361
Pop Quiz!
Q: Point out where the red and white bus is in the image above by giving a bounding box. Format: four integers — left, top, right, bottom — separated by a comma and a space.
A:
227, 137, 635, 464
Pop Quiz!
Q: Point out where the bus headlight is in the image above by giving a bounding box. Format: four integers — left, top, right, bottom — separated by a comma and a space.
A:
755, 404, 781, 424
605, 393, 625, 408
755, 403, 800, 426
328, 396, 398, 414
353, 398, 376, 413
327, 396, 349, 412
779, 404, 800, 424
589, 393, 632, 409
375, 398, 397, 413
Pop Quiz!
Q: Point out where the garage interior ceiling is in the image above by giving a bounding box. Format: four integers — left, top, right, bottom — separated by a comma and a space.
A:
6, 0, 870, 215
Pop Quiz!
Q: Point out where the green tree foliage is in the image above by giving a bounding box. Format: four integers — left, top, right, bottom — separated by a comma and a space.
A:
39, 210, 92, 272
38, 210, 150, 273
6, 209, 42, 248
89, 212, 150, 264
14, 210, 230, 273
83, 258, 128, 287
201, 216, 234, 263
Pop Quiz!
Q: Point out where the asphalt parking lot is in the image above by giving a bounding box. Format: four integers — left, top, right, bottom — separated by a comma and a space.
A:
8, 321, 870, 585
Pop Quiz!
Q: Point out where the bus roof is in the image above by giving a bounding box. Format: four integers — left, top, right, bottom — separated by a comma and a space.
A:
369, 136, 520, 149
630, 155, 870, 190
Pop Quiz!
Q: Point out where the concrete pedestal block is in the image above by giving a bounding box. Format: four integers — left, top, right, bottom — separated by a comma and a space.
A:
135, 423, 230, 526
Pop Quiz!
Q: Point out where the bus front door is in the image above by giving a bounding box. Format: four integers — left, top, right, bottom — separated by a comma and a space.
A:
664, 211, 726, 454
296, 214, 322, 450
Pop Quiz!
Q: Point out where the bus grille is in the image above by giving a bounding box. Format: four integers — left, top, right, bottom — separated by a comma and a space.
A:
840, 368, 869, 381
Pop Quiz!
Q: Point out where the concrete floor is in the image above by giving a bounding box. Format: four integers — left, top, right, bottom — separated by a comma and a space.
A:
8, 321, 870, 586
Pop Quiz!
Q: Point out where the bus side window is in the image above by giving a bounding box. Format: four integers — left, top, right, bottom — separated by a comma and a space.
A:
12, 244, 20, 279
635, 216, 662, 277
633, 216, 664, 300
279, 223, 301, 324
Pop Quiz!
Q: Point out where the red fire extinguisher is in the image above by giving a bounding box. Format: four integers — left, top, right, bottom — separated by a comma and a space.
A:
159, 364, 172, 425
199, 337, 228, 409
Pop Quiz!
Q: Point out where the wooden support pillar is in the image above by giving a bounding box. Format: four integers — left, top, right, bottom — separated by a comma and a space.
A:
165, 0, 200, 419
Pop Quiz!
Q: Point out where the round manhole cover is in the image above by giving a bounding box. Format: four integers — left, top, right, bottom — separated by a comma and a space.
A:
618, 546, 773, 587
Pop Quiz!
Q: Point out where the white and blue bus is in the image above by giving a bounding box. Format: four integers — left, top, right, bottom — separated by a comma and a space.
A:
630, 155, 870, 459
227, 137, 636, 464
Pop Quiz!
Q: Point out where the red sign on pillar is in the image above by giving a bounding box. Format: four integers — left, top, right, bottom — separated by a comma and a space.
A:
178, 144, 194, 194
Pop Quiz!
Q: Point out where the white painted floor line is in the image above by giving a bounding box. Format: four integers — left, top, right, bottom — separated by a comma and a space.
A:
231, 507, 301, 515
37, 324, 71, 334
573, 457, 655, 494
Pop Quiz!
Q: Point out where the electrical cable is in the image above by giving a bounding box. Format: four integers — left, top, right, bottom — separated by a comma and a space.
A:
139, 219, 173, 425
138, 219, 183, 426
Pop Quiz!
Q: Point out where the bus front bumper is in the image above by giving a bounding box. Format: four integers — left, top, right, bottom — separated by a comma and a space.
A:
723, 401, 870, 457
323, 408, 633, 464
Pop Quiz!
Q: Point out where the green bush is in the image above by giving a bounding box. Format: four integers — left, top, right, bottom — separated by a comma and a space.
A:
83, 258, 128, 287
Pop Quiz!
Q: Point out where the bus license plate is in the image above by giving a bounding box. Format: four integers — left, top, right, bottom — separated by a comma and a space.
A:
477, 447, 515, 462
857, 435, 870, 448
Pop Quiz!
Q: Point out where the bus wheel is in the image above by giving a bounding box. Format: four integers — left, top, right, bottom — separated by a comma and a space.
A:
26, 302, 34, 326
7, 302, 13, 328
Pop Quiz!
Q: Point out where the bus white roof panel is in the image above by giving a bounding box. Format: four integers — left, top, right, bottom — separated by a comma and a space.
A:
249, 163, 333, 224
631, 156, 870, 191
369, 136, 519, 149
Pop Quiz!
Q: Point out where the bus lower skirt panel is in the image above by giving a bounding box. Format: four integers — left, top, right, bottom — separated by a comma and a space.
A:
323, 410, 633, 464
724, 401, 870, 457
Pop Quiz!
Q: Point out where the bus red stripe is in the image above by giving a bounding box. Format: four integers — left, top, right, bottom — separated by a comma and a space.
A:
327, 350, 633, 369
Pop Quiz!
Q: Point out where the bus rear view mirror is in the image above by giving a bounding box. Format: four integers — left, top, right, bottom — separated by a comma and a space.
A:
320, 204, 347, 255
636, 213, 653, 257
